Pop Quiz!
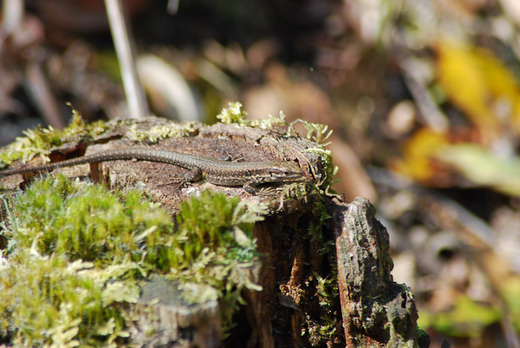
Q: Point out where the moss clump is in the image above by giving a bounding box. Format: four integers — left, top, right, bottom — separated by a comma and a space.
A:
0, 175, 266, 346
216, 101, 248, 124
8, 174, 172, 266
169, 190, 265, 329
0, 255, 127, 347
0, 109, 107, 167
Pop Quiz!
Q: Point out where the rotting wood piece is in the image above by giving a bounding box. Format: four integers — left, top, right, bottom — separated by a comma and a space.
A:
130, 278, 222, 348
332, 197, 428, 347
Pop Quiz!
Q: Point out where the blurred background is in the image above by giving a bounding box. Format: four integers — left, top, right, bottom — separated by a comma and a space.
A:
2, 0, 520, 346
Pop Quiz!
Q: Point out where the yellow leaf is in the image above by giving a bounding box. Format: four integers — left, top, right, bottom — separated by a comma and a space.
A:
436, 41, 520, 136
392, 128, 449, 182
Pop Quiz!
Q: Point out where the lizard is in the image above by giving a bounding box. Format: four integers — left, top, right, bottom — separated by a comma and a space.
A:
0, 148, 306, 191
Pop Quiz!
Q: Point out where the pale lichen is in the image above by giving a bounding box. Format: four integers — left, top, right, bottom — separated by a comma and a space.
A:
125, 122, 198, 143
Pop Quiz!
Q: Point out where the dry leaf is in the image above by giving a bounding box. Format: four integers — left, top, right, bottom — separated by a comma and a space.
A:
392, 127, 449, 182
436, 41, 520, 138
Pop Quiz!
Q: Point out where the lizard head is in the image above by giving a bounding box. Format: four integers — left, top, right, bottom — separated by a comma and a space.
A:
266, 161, 306, 183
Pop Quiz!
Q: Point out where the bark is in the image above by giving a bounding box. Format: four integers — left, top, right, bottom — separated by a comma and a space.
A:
332, 197, 427, 348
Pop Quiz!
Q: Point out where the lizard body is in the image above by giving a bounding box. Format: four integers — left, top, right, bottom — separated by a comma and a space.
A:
0, 148, 305, 189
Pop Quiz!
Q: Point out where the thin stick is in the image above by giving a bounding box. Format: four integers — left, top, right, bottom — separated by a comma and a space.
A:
105, 0, 148, 119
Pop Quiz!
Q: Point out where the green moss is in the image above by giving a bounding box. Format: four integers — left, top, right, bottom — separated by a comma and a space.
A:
306, 273, 340, 345
0, 108, 107, 166
307, 199, 334, 255
249, 110, 292, 129
168, 191, 265, 330
0, 175, 267, 345
8, 174, 173, 267
301, 199, 342, 346
216, 101, 248, 124
0, 256, 126, 347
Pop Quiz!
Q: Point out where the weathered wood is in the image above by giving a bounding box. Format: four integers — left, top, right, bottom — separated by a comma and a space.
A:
332, 197, 425, 347
131, 278, 221, 348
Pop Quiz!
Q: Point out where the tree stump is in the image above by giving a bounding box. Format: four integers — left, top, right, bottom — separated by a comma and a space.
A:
0, 117, 427, 347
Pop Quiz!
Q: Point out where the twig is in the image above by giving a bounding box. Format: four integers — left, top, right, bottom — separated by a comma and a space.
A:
104, 0, 148, 119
